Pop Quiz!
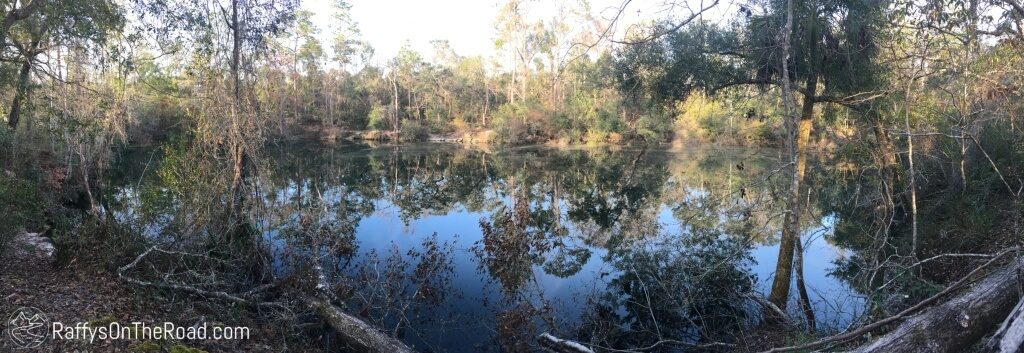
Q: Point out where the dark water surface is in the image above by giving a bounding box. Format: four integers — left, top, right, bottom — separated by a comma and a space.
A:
107, 142, 864, 352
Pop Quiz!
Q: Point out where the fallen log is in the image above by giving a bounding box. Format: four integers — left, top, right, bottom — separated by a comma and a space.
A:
759, 249, 1022, 353
850, 257, 1024, 353
301, 254, 416, 353
984, 294, 1024, 353
299, 293, 416, 353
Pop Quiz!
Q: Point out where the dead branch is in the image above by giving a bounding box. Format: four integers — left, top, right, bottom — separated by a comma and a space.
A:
612, 0, 721, 45
537, 333, 596, 353
744, 292, 796, 328
120, 246, 417, 353
850, 256, 1024, 352
300, 244, 416, 353
760, 247, 1022, 353
117, 246, 284, 309
538, 332, 736, 353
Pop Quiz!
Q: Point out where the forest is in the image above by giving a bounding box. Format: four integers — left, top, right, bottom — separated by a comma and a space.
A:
1, 0, 1024, 352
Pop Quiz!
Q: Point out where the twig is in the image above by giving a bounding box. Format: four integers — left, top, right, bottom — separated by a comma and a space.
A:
118, 246, 285, 309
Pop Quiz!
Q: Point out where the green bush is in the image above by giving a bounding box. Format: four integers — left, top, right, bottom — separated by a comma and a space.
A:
0, 125, 12, 166
675, 93, 730, 140
491, 104, 531, 144
551, 112, 574, 132
749, 123, 778, 145
367, 104, 391, 130
635, 111, 673, 142
400, 120, 429, 142
594, 108, 623, 133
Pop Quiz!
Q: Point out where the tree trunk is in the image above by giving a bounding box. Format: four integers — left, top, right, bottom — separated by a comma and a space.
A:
7, 35, 42, 130
769, 82, 817, 308
795, 240, 816, 331
230, 142, 249, 218
231, 0, 241, 102
299, 294, 416, 353
906, 103, 919, 257
851, 258, 1024, 353
482, 86, 489, 126
903, 23, 932, 257
768, 0, 800, 309
6, 58, 32, 130
769, 0, 820, 307
78, 145, 97, 214
873, 119, 897, 173
228, 0, 250, 223
509, 54, 516, 105
391, 74, 400, 133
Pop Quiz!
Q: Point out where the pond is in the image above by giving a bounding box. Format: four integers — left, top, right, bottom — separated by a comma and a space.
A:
105, 142, 866, 352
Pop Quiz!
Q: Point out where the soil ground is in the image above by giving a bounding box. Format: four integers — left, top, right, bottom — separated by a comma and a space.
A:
0, 242, 314, 353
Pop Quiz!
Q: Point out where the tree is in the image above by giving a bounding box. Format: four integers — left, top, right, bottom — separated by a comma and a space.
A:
609, 0, 889, 309
4, 0, 123, 130
0, 0, 44, 53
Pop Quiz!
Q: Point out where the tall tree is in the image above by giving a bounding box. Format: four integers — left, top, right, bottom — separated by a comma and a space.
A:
225, 0, 297, 226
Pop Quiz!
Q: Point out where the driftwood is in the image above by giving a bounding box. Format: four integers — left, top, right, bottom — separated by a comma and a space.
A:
985, 295, 1024, 353
850, 257, 1024, 353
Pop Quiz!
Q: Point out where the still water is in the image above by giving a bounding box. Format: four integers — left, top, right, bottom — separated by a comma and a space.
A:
107, 142, 864, 352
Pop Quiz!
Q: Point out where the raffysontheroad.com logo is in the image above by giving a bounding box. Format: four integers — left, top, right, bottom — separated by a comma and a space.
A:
6, 306, 49, 349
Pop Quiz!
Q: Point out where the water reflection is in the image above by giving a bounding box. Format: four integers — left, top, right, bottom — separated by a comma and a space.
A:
106, 142, 864, 352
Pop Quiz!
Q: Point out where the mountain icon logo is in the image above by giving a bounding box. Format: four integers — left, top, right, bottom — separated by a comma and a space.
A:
6, 307, 48, 349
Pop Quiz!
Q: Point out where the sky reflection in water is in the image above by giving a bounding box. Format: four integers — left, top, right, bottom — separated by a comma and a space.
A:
109, 143, 864, 352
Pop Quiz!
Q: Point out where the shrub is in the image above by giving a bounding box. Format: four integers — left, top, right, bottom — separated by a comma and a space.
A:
0, 126, 12, 166
367, 104, 391, 131
492, 104, 533, 145
594, 108, 623, 133
584, 130, 607, 145
551, 112, 574, 132
400, 121, 429, 142
0, 174, 44, 255
699, 114, 729, 138
675, 93, 730, 140
607, 132, 624, 144
749, 123, 779, 145
451, 118, 470, 134
635, 111, 673, 142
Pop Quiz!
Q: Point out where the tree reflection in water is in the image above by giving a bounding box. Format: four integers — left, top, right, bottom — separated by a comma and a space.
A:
106, 142, 859, 352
